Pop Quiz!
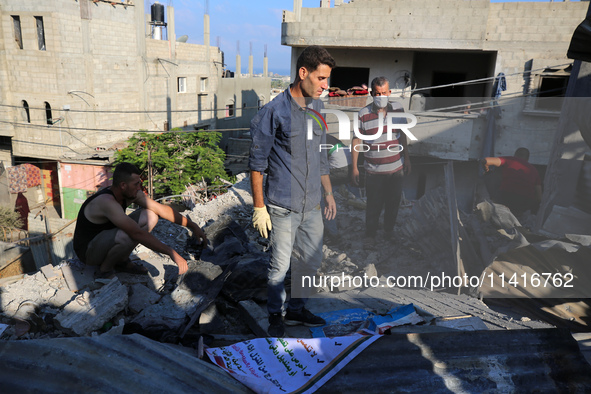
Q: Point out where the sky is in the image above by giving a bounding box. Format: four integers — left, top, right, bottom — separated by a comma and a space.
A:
145, 0, 583, 77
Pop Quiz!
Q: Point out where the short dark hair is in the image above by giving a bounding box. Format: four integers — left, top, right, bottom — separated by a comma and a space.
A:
295, 45, 336, 75
113, 162, 141, 186
371, 76, 389, 93
514, 147, 530, 161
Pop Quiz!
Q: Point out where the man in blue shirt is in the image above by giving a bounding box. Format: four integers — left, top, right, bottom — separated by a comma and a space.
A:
249, 46, 336, 337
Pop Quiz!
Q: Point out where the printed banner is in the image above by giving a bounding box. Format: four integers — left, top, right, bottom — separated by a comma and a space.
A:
206, 332, 380, 394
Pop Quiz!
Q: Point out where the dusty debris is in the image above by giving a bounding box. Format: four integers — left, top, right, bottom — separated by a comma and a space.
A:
61, 264, 95, 292
128, 283, 161, 314
0, 171, 574, 346
55, 278, 128, 336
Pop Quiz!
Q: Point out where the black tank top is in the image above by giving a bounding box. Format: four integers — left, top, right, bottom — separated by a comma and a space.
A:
73, 187, 127, 262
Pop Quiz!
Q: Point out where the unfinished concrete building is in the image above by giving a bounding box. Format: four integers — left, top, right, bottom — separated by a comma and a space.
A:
282, 0, 591, 214
0, 0, 269, 220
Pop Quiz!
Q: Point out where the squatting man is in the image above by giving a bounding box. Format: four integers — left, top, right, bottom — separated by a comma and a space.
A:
249, 45, 337, 337
73, 162, 207, 278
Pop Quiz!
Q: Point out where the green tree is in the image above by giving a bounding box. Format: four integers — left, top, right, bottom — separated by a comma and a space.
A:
114, 129, 233, 196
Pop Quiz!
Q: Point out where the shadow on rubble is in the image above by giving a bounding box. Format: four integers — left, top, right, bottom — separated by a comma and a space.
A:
122, 214, 271, 346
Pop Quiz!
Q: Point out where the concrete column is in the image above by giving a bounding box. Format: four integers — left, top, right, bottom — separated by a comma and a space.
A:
321, 0, 330, 8
204, 13, 210, 89
167, 6, 176, 59
204, 13, 210, 47
263, 56, 268, 78
294, 0, 302, 22
290, 47, 299, 81
236, 54, 241, 78
167, 6, 177, 128
249, 55, 253, 77
136, 4, 149, 129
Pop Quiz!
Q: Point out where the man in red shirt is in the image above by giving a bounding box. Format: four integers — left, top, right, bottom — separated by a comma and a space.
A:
481, 147, 542, 215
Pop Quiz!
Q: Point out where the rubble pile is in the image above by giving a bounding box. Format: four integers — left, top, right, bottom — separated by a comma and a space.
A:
0, 171, 561, 343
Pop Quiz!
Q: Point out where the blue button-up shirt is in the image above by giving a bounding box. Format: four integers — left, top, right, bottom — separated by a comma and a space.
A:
249, 87, 329, 213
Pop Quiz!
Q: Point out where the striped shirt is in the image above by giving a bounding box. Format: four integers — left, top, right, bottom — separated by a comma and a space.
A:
357, 101, 406, 175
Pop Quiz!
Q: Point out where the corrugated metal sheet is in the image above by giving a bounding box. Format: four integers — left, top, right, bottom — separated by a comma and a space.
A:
478, 239, 591, 330
317, 328, 591, 393
0, 333, 251, 393
28, 221, 76, 269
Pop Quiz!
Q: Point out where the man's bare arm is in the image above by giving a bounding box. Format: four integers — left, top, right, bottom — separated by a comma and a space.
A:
142, 192, 207, 245
251, 170, 265, 208
481, 157, 502, 172
100, 194, 191, 274
100, 196, 179, 256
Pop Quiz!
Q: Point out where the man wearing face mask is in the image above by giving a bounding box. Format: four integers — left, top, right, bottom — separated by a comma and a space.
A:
351, 76, 411, 240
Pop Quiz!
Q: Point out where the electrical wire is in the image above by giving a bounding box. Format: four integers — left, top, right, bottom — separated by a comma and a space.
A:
0, 61, 571, 115
409, 62, 572, 94
0, 102, 266, 113
0, 119, 249, 134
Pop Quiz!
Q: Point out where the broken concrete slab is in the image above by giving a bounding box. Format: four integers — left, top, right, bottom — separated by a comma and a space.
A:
238, 300, 268, 337
143, 255, 180, 291
128, 283, 161, 314
181, 260, 224, 292
60, 264, 95, 292
171, 287, 204, 311
131, 295, 188, 331
40, 264, 57, 281
203, 215, 249, 248
221, 254, 269, 302
541, 205, 591, 238
47, 289, 75, 308
55, 278, 128, 336
0, 271, 54, 317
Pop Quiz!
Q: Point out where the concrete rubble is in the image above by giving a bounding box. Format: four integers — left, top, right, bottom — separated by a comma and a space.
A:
0, 171, 585, 348
55, 278, 128, 336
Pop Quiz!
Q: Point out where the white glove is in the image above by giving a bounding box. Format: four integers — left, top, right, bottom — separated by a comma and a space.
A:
253, 206, 272, 238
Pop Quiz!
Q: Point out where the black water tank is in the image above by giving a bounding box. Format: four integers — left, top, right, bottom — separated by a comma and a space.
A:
151, 2, 165, 24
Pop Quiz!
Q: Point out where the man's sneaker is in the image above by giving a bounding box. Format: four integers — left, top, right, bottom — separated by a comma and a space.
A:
267, 313, 285, 337
284, 308, 326, 327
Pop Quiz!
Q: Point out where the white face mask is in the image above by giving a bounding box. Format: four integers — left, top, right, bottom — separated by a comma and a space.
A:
373, 95, 389, 108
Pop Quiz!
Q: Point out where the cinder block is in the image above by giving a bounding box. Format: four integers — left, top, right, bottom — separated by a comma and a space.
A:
40, 264, 57, 281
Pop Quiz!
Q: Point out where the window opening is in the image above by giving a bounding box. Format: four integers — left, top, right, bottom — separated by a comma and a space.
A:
45, 102, 52, 125
22, 101, 30, 123
35, 17, 46, 51
178, 77, 187, 93
12, 16, 22, 49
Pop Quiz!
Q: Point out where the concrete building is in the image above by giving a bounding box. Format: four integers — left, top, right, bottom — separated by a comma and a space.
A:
216, 50, 271, 153
282, 0, 590, 209
0, 0, 269, 219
